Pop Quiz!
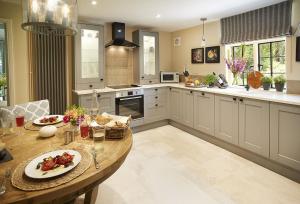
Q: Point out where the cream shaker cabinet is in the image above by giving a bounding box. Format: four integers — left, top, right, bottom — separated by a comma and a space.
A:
214, 95, 239, 145
181, 90, 194, 128
74, 24, 105, 90
78, 93, 115, 114
169, 88, 181, 123
194, 92, 215, 136
133, 30, 159, 85
238, 98, 270, 157
270, 103, 300, 171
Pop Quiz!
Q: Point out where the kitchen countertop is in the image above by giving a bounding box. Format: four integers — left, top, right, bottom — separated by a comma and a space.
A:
74, 83, 300, 106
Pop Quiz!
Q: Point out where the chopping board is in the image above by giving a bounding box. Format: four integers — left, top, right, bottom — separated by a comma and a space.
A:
248, 71, 263, 89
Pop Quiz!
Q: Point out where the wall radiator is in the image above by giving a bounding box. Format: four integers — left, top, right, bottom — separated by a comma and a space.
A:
28, 31, 67, 114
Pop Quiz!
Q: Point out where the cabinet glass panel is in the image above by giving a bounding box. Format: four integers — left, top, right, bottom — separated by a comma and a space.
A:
81, 29, 99, 78
143, 36, 156, 75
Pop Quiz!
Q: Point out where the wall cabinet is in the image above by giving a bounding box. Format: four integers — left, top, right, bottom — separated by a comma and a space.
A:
181, 90, 194, 128
194, 92, 215, 136
169, 88, 181, 123
133, 30, 159, 85
270, 103, 300, 171
78, 93, 115, 114
239, 98, 269, 157
215, 95, 239, 145
74, 24, 105, 90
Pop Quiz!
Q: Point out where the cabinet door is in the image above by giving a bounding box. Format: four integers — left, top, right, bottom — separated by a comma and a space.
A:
194, 92, 215, 136
270, 103, 300, 171
215, 95, 239, 145
75, 24, 104, 89
181, 90, 194, 128
239, 99, 269, 157
169, 88, 181, 123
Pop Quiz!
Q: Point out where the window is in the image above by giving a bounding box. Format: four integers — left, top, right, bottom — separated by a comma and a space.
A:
258, 41, 286, 81
232, 44, 254, 85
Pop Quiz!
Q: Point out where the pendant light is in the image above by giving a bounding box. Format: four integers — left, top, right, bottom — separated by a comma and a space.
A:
200, 18, 207, 47
22, 0, 78, 36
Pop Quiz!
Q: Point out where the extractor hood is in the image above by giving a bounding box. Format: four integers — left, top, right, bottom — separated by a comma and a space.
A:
105, 22, 139, 48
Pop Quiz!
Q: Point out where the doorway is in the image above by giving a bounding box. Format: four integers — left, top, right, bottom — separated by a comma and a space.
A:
0, 22, 8, 107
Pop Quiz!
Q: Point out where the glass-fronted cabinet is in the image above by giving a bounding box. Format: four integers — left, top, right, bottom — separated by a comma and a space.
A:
74, 24, 104, 90
133, 30, 159, 84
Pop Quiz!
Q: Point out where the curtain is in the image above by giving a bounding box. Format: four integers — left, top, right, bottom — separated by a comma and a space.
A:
221, 0, 292, 44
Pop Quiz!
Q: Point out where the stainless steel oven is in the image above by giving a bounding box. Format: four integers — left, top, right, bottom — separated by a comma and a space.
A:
115, 89, 144, 120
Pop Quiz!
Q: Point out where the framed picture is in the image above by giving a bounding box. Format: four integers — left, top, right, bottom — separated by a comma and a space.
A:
296, 37, 300, 62
191, 48, 204, 64
205, 46, 220, 63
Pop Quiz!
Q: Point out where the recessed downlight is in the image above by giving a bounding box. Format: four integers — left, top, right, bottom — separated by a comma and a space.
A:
91, 0, 97, 5
155, 14, 161, 19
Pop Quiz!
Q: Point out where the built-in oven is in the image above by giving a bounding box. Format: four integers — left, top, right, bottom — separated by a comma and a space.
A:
115, 89, 144, 120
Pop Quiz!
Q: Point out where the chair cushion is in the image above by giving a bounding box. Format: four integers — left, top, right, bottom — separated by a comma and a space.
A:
0, 100, 50, 124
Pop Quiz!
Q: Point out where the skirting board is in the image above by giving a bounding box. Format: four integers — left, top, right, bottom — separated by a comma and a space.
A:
132, 120, 169, 133
169, 121, 300, 183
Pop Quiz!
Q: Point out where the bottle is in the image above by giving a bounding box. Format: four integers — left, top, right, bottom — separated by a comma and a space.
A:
213, 72, 224, 88
90, 90, 99, 119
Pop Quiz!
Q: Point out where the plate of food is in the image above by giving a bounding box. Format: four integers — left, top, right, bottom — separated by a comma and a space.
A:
33, 115, 64, 126
24, 150, 81, 179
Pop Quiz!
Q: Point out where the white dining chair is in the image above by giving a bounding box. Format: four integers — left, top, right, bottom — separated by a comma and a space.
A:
0, 99, 50, 127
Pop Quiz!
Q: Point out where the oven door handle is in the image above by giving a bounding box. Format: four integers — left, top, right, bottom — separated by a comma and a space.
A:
119, 96, 143, 101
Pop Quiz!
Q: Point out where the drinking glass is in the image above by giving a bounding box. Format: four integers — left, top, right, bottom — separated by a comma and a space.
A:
80, 124, 89, 139
0, 114, 13, 137
15, 110, 25, 136
93, 128, 105, 154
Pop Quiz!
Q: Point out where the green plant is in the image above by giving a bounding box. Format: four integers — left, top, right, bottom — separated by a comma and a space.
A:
273, 75, 286, 84
0, 74, 7, 87
261, 76, 272, 84
204, 74, 217, 86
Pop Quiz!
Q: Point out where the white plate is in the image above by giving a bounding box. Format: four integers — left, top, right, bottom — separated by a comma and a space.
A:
24, 150, 81, 179
33, 115, 64, 126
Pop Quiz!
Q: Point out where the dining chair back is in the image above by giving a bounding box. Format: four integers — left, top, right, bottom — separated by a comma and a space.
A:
0, 100, 50, 127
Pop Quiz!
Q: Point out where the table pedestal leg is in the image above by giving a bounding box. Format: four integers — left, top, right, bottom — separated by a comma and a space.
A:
84, 186, 99, 204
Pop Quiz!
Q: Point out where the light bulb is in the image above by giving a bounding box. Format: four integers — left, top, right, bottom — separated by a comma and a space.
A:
201, 38, 206, 47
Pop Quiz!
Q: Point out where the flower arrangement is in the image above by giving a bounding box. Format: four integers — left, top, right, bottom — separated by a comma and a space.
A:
63, 105, 85, 126
225, 58, 247, 85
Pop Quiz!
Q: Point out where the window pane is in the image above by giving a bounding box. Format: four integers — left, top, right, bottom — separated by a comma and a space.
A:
272, 41, 285, 57
259, 57, 271, 73
243, 45, 254, 67
273, 57, 286, 74
233, 46, 242, 59
259, 43, 271, 58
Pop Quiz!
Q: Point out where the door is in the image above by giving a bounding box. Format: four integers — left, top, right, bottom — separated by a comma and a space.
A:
169, 88, 181, 123
270, 103, 300, 171
239, 99, 269, 157
194, 92, 215, 136
75, 24, 104, 89
181, 90, 194, 127
116, 95, 144, 119
215, 95, 239, 145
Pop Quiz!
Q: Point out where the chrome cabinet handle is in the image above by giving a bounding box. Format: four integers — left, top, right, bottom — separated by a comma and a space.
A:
119, 96, 142, 101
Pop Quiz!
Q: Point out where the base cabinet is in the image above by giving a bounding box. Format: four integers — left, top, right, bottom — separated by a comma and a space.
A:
181, 90, 194, 128
194, 92, 215, 136
215, 95, 239, 145
78, 93, 115, 114
270, 103, 300, 171
239, 99, 269, 157
169, 88, 181, 123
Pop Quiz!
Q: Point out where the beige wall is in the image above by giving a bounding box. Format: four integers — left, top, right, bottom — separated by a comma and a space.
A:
0, 1, 29, 104
171, 21, 225, 76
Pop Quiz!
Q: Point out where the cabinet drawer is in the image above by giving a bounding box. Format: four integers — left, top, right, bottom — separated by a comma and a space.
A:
76, 82, 104, 90
144, 95, 167, 107
144, 87, 167, 96
145, 105, 167, 123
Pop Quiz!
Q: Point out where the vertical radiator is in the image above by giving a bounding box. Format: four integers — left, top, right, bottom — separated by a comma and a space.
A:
28, 31, 67, 114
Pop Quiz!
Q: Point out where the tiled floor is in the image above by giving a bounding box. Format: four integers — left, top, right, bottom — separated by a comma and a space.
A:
78, 125, 300, 204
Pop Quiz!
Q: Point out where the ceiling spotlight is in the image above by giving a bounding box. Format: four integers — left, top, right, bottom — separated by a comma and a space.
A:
155, 14, 161, 19
91, 0, 97, 5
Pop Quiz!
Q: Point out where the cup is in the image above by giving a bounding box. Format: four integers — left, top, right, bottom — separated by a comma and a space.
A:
15, 110, 25, 136
80, 124, 89, 139
93, 128, 105, 154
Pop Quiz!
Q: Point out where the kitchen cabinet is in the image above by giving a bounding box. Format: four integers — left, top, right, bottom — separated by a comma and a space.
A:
270, 103, 300, 171
74, 24, 105, 90
78, 93, 115, 114
169, 88, 181, 123
194, 92, 215, 136
181, 90, 194, 128
144, 88, 168, 123
133, 30, 159, 85
239, 98, 269, 157
215, 95, 239, 145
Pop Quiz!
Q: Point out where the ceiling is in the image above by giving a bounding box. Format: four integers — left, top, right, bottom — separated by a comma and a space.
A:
78, 0, 286, 32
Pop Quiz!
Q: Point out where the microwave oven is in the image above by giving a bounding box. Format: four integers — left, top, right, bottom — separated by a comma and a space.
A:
160, 72, 180, 83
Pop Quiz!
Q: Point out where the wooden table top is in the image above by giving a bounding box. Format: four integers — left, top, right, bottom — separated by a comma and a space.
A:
0, 126, 133, 204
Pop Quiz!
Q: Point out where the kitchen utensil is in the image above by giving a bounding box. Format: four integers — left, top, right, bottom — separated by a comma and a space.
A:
91, 148, 100, 169
0, 168, 11, 195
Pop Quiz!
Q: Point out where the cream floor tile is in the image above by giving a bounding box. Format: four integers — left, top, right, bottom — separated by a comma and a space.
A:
77, 125, 300, 204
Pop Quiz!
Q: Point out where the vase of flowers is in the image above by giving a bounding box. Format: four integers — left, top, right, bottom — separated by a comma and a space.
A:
225, 58, 247, 85
63, 105, 85, 130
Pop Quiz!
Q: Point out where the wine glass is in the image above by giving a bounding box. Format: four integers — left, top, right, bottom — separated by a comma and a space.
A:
15, 109, 25, 136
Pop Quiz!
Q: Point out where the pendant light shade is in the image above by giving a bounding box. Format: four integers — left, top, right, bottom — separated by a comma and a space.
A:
22, 0, 78, 36
200, 17, 207, 47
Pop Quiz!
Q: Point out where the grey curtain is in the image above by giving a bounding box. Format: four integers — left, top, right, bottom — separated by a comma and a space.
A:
221, 0, 292, 44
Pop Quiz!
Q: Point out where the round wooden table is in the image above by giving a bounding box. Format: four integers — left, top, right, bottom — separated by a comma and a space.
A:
0, 127, 132, 204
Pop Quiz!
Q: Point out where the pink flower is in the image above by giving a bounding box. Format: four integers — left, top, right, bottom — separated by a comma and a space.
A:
63, 115, 70, 123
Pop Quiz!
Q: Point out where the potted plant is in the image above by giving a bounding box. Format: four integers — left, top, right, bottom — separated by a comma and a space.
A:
204, 74, 217, 88
261, 76, 272, 90
273, 75, 286, 92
